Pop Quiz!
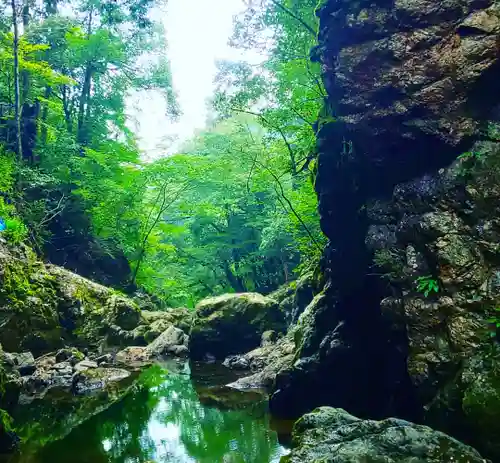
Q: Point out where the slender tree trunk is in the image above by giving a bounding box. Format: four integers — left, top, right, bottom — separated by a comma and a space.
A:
77, 7, 93, 145
21, 0, 29, 103
223, 261, 246, 293
61, 85, 73, 133
269, 0, 316, 36
40, 86, 51, 145
45, 0, 58, 15
11, 0, 23, 160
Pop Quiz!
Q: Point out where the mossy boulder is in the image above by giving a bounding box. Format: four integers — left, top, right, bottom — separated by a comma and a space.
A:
105, 295, 141, 331
143, 318, 171, 344
141, 308, 193, 333
72, 367, 131, 394
0, 344, 20, 455
189, 293, 284, 360
145, 325, 188, 357
462, 360, 500, 458
0, 246, 63, 356
282, 407, 486, 463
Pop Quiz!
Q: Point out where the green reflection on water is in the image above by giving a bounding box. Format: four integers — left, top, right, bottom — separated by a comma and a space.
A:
13, 363, 287, 463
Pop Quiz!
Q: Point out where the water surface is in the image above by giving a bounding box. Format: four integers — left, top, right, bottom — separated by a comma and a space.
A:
8, 361, 288, 463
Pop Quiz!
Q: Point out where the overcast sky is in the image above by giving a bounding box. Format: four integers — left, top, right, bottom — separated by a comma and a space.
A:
132, 0, 251, 159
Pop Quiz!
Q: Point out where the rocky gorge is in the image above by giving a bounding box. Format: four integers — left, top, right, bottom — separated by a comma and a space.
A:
1, 0, 500, 461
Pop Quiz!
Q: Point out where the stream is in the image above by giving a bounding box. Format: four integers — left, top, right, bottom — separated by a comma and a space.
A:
5, 360, 290, 463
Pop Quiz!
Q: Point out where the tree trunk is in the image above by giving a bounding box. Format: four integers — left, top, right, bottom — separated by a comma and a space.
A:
45, 0, 58, 15
77, 65, 92, 145
11, 0, 23, 160
61, 84, 73, 133
21, 0, 30, 103
40, 86, 52, 145
223, 261, 246, 293
77, 7, 93, 145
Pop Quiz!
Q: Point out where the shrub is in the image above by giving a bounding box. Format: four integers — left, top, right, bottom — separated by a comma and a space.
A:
4, 218, 28, 244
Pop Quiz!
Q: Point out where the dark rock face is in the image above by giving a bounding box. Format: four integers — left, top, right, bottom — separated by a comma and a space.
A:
282, 407, 486, 463
367, 149, 500, 459
273, 0, 500, 459
315, 0, 500, 195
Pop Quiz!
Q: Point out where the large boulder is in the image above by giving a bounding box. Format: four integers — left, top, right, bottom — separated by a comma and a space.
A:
272, 1, 500, 458
315, 0, 500, 192
189, 293, 285, 360
0, 244, 63, 357
145, 325, 189, 357
282, 407, 486, 463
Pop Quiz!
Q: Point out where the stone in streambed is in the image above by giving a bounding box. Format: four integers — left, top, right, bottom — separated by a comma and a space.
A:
72, 367, 130, 394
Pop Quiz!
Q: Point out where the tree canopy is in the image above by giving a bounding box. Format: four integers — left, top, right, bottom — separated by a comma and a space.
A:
0, 0, 325, 307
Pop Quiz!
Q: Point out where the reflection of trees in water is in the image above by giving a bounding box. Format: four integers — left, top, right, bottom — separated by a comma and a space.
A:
23, 365, 283, 463
146, 368, 281, 463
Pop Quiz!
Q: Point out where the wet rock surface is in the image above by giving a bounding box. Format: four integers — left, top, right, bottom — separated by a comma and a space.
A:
282, 407, 486, 463
225, 332, 295, 390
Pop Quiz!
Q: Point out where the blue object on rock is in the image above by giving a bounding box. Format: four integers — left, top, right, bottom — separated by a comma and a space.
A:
0, 219, 6, 232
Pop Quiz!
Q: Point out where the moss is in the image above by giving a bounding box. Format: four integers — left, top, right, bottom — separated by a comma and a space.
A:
462, 357, 500, 457
0, 409, 13, 433
373, 248, 406, 281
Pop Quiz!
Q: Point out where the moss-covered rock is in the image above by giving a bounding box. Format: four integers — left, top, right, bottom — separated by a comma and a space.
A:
282, 407, 486, 463
105, 295, 141, 331
462, 355, 500, 459
141, 308, 193, 334
0, 344, 20, 455
0, 245, 63, 356
190, 293, 285, 360
226, 333, 295, 390
143, 318, 171, 344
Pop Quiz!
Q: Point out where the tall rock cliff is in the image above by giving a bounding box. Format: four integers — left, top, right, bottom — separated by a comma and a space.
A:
270, 0, 500, 459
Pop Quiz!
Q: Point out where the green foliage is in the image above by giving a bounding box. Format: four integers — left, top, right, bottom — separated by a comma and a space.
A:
0, 150, 28, 244
416, 275, 440, 297
0, 409, 13, 433
486, 307, 500, 339
133, 115, 325, 306
0, 0, 324, 306
4, 217, 28, 244
458, 150, 484, 161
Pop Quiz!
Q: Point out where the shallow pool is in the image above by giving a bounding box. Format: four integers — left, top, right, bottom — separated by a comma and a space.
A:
7, 361, 289, 463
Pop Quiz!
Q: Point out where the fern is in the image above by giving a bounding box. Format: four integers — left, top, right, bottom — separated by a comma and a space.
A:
416, 275, 439, 297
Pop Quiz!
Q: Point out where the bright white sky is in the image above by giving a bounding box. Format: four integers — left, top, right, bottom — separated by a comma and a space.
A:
131, 0, 256, 159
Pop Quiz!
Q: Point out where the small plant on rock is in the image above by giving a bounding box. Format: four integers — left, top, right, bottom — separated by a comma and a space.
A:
487, 307, 500, 339
416, 275, 439, 297
4, 217, 28, 244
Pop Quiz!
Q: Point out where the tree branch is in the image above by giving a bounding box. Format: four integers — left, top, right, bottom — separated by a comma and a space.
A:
269, 0, 316, 37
